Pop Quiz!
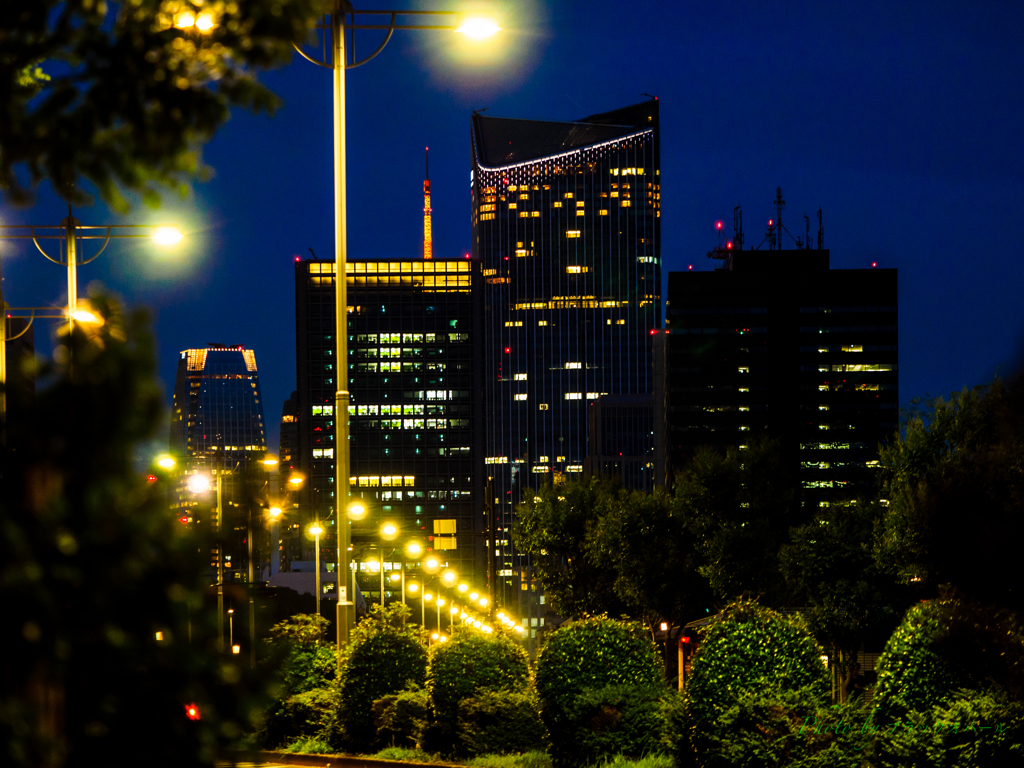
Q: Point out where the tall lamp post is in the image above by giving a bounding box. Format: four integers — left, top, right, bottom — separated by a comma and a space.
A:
0, 210, 183, 421
294, 3, 500, 658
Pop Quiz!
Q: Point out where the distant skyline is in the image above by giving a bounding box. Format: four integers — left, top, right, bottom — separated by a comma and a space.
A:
2, 0, 1022, 457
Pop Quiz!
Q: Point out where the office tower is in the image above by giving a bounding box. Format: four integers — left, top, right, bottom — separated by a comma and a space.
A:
662, 246, 898, 507
471, 100, 662, 618
294, 258, 485, 600
279, 391, 299, 468
168, 344, 269, 579
423, 148, 433, 260
584, 394, 655, 492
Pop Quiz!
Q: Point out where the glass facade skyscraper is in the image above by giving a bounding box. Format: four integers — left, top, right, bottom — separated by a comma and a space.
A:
169, 344, 268, 579
294, 258, 485, 599
471, 101, 662, 618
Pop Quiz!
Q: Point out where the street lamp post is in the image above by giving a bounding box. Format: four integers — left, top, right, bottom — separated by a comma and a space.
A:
310, 523, 324, 625
294, 3, 499, 660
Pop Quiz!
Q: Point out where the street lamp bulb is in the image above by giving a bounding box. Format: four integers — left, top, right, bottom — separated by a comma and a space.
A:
442, 569, 457, 585
423, 556, 441, 574
174, 11, 196, 28
194, 13, 215, 32
470, 592, 479, 601
389, 573, 401, 583
458, 582, 468, 593
309, 524, 323, 536
406, 542, 423, 557
408, 582, 420, 594
152, 227, 184, 245
456, 17, 501, 39
347, 501, 367, 521
187, 473, 212, 493
424, 592, 433, 601
268, 507, 282, 518
288, 473, 305, 486
381, 522, 399, 541
70, 309, 103, 325
262, 455, 279, 466
156, 455, 176, 470
478, 598, 488, 608
437, 598, 445, 607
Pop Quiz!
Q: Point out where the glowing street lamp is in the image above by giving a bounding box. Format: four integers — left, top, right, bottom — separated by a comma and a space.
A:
293, 2, 500, 657
309, 523, 324, 623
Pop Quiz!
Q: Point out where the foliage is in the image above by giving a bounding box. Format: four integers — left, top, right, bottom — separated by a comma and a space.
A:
1, 0, 330, 210
332, 603, 427, 753
876, 379, 1024, 609
465, 751, 553, 768
871, 597, 1024, 723
0, 290, 271, 767
373, 688, 429, 750
457, 689, 548, 757
259, 687, 334, 749
780, 500, 909, 701
269, 613, 332, 646
534, 616, 665, 767
426, 627, 532, 754
265, 613, 337, 696
513, 477, 630, 618
681, 599, 829, 767
593, 756, 675, 768
564, 684, 665, 766
278, 734, 335, 755
867, 687, 1024, 768
373, 746, 445, 762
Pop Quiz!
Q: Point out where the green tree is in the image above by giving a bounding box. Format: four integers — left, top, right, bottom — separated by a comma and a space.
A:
780, 500, 910, 702
875, 379, 1024, 609
1, 0, 328, 209
513, 477, 628, 618
0, 290, 269, 767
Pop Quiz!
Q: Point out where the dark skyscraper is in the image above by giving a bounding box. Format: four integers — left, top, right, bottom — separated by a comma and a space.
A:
662, 247, 898, 507
294, 258, 485, 597
169, 344, 269, 579
471, 100, 662, 622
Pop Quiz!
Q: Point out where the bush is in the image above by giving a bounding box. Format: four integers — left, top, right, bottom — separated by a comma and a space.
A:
332, 604, 427, 753
373, 688, 429, 750
259, 687, 335, 749
867, 687, 1024, 768
872, 597, 1024, 723
680, 599, 830, 768
266, 614, 337, 696
534, 616, 666, 767
426, 628, 532, 754
457, 689, 548, 757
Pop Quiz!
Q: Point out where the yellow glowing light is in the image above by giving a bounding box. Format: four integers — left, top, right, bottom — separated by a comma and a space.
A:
232, 644, 241, 654
381, 522, 399, 541
408, 582, 420, 594
365, 558, 380, 572
288, 473, 305, 486
406, 541, 424, 557
194, 13, 215, 32
439, 635, 448, 643
309, 524, 323, 536
70, 309, 103, 325
262, 455, 279, 466
174, 12, 196, 29
347, 501, 367, 521
442, 569, 457, 585
478, 598, 488, 608
470, 592, 479, 601
437, 598, 445, 607
458, 583, 468, 593
450, 606, 458, 615
431, 632, 439, 641
424, 592, 433, 602
152, 227, 184, 245
268, 507, 282, 518
389, 573, 401, 583
456, 17, 501, 39
188, 473, 212, 493
156, 455, 176, 470
423, 556, 441, 574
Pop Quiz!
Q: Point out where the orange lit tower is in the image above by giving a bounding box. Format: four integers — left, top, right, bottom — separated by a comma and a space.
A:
423, 147, 433, 259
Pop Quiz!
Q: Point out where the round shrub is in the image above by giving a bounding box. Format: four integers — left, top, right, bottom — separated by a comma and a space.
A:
457, 689, 548, 756
534, 616, 665, 767
259, 687, 335, 749
332, 608, 427, 753
373, 688, 429, 750
425, 627, 532, 754
872, 598, 1024, 722
682, 599, 829, 768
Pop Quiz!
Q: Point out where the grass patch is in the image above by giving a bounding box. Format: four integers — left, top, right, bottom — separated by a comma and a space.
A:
591, 755, 673, 768
372, 747, 447, 763
465, 751, 553, 768
279, 735, 335, 754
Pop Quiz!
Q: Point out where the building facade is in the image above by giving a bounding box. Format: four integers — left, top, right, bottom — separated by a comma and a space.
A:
471, 100, 662, 619
662, 249, 898, 506
294, 257, 485, 599
168, 344, 269, 580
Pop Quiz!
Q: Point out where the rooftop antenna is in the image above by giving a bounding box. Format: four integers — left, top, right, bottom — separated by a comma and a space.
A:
423, 147, 433, 260
707, 219, 735, 270
733, 205, 744, 250
773, 187, 785, 251
309, 247, 317, 259
817, 208, 824, 250
804, 214, 811, 249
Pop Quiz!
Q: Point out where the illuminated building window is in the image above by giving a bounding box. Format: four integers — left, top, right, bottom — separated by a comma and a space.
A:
311, 405, 334, 416
565, 393, 582, 400
616, 318, 626, 325
564, 192, 574, 199
739, 406, 749, 412
599, 210, 608, 215
538, 455, 549, 462
485, 456, 509, 464
480, 213, 495, 221
531, 211, 540, 217
539, 403, 549, 410
738, 387, 749, 393
819, 384, 830, 392
610, 191, 619, 198
842, 345, 864, 352
586, 392, 604, 399
819, 424, 830, 430
818, 347, 829, 353
312, 448, 334, 458
576, 201, 585, 208
576, 210, 586, 217
514, 394, 528, 401
538, 320, 548, 326
504, 320, 524, 327
566, 464, 583, 473
514, 373, 528, 380
520, 211, 529, 218
621, 200, 632, 207
738, 367, 749, 373
519, 193, 529, 200
479, 204, 495, 212
566, 266, 589, 274
565, 362, 582, 369
508, 203, 517, 209
739, 426, 750, 431
566, 231, 581, 238
553, 202, 563, 208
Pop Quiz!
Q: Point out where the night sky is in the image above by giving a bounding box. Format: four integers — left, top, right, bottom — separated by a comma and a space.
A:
3, 0, 1023, 458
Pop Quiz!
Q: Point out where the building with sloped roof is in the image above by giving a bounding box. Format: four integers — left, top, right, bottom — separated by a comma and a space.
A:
471, 101, 662, 627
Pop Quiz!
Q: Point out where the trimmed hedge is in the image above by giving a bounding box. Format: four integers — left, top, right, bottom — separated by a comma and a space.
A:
679, 599, 830, 768
534, 616, 665, 767
373, 688, 429, 750
457, 690, 548, 756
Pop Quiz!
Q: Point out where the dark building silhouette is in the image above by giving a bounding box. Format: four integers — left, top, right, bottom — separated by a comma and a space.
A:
471, 99, 662, 626
169, 344, 269, 580
585, 394, 655, 492
661, 248, 898, 507
294, 258, 485, 597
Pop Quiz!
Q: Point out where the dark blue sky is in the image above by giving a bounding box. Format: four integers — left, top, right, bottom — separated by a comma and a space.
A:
3, 0, 1023, 455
